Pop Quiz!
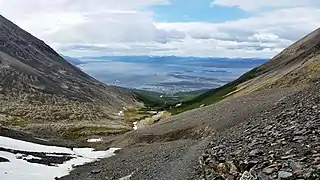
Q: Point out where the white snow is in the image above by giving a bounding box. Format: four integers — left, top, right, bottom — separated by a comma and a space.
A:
133, 122, 138, 130
119, 172, 134, 180
175, 103, 182, 107
87, 138, 103, 143
24, 155, 42, 160
0, 136, 120, 180
117, 111, 124, 116
0, 136, 73, 153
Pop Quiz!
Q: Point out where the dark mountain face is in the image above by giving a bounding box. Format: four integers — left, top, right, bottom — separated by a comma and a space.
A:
0, 15, 137, 136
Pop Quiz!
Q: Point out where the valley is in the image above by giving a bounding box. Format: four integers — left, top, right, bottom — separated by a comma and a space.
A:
0, 9, 319, 180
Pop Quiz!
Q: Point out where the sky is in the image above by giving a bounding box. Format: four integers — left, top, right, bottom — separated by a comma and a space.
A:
0, 0, 320, 58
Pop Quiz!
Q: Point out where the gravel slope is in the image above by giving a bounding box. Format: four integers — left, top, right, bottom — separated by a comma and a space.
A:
61, 87, 301, 180
198, 82, 320, 179
110, 88, 299, 147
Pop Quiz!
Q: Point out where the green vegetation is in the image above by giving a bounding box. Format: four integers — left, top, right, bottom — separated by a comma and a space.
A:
133, 88, 209, 110
169, 67, 261, 114
123, 108, 152, 123
133, 67, 261, 115
133, 90, 166, 109
5, 118, 31, 127
61, 126, 129, 140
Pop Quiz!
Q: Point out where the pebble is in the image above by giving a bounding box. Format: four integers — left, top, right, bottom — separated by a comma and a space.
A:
90, 169, 101, 174
278, 171, 293, 179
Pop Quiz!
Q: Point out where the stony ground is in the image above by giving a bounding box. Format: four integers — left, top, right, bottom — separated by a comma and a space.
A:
197, 83, 320, 179
60, 87, 303, 180
2, 82, 319, 180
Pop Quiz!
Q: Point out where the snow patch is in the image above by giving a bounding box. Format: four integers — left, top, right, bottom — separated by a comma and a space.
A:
87, 138, 103, 143
117, 111, 124, 116
175, 103, 182, 107
133, 122, 138, 130
0, 136, 120, 180
119, 172, 134, 180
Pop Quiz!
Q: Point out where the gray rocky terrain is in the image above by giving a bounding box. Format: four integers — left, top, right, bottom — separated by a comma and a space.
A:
0, 15, 138, 139
61, 28, 320, 179
197, 83, 320, 179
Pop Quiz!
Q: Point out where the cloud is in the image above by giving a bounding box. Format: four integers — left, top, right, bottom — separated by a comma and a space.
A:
155, 7, 320, 57
211, 0, 320, 11
0, 0, 319, 58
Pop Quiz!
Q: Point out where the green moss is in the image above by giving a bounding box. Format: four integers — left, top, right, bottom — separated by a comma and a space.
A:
5, 118, 30, 127
123, 108, 152, 123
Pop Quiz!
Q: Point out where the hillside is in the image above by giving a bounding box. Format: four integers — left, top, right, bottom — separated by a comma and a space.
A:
60, 27, 320, 180
0, 15, 138, 140
172, 28, 320, 114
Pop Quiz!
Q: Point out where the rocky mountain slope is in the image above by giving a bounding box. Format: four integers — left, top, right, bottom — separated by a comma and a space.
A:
198, 82, 320, 179
0, 15, 137, 139
61, 28, 320, 180
232, 28, 320, 97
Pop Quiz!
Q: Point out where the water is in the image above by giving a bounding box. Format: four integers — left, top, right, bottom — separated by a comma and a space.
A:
75, 56, 266, 93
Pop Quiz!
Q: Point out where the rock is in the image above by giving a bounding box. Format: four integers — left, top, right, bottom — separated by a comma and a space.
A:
280, 155, 295, 160
293, 136, 306, 142
90, 169, 101, 174
312, 153, 320, 157
313, 157, 320, 164
229, 162, 239, 176
262, 166, 277, 175
0, 157, 9, 162
217, 163, 228, 174
289, 161, 301, 171
249, 149, 263, 157
218, 156, 226, 163
256, 172, 269, 180
264, 125, 273, 131
239, 171, 256, 180
278, 171, 293, 179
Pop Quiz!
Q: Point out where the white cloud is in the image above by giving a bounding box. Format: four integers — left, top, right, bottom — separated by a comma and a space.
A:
0, 0, 319, 58
212, 0, 320, 11
155, 7, 320, 57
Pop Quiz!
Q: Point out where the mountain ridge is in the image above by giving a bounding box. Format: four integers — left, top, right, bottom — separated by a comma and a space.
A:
0, 15, 138, 139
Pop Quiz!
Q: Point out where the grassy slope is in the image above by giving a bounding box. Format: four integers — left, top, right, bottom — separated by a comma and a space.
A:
132, 67, 261, 115
132, 89, 209, 110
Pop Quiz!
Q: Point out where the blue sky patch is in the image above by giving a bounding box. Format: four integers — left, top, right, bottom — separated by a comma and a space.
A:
149, 0, 251, 22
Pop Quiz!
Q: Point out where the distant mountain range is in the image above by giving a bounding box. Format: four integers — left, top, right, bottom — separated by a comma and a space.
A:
63, 55, 267, 93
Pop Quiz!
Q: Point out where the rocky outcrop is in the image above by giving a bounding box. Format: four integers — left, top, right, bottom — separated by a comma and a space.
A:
197, 83, 320, 179
0, 156, 9, 163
